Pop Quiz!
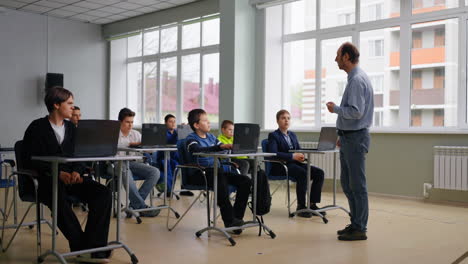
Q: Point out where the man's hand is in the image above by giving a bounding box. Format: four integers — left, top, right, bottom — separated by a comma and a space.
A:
336, 138, 341, 148
71, 171, 83, 184
326, 102, 336, 113
220, 144, 232, 150
293, 153, 305, 162
59, 172, 73, 184
59, 171, 83, 185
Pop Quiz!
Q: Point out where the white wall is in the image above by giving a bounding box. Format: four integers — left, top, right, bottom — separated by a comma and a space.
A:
0, 10, 107, 147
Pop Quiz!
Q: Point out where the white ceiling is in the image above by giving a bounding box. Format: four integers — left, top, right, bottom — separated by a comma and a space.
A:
0, 0, 199, 24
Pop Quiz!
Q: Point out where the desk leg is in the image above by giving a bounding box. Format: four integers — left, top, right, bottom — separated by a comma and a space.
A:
116, 161, 122, 242
212, 158, 218, 230
164, 151, 168, 205
252, 157, 257, 219
51, 161, 58, 251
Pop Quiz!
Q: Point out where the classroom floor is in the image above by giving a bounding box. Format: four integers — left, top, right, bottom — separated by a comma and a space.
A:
0, 183, 467, 264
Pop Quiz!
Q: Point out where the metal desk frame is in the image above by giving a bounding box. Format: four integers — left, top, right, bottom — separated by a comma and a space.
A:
119, 147, 180, 225
193, 152, 277, 246
32, 155, 142, 264
289, 149, 350, 223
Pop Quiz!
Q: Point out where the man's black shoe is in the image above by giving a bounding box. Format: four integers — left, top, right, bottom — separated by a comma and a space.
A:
296, 206, 313, 218
337, 224, 354, 235
226, 218, 244, 235
338, 229, 367, 241
180, 191, 194, 196
310, 204, 326, 216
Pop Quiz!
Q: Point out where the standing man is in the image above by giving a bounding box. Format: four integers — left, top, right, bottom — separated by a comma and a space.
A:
70, 106, 81, 126
326, 42, 374, 241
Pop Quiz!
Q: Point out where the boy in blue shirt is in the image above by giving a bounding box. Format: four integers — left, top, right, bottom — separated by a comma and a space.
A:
185, 109, 251, 233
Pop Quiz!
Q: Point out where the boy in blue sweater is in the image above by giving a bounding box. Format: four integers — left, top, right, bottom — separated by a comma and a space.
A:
185, 109, 251, 233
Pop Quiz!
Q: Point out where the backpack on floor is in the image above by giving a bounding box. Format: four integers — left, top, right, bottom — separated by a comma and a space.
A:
248, 167, 272, 236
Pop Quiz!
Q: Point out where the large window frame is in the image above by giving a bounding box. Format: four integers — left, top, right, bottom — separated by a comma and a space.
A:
264, 0, 468, 132
114, 15, 220, 126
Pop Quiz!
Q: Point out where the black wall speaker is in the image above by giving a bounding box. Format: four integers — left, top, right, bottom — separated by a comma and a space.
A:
45, 73, 64, 90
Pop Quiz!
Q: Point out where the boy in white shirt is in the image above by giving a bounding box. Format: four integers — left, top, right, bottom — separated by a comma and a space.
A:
117, 108, 160, 217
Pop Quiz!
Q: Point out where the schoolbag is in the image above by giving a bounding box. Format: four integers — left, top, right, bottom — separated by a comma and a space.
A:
249, 167, 272, 236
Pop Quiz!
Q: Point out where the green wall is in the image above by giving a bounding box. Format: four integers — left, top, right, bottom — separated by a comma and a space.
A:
264, 131, 468, 202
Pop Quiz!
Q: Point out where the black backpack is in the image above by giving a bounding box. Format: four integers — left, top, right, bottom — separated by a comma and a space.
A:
249, 167, 272, 236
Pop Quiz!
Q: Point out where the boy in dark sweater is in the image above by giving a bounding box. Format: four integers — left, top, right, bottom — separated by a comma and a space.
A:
185, 109, 251, 233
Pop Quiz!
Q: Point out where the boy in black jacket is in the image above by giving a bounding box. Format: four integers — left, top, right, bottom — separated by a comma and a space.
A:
23, 87, 112, 263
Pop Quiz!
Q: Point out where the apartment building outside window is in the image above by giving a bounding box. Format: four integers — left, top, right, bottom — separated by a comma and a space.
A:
265, 0, 466, 131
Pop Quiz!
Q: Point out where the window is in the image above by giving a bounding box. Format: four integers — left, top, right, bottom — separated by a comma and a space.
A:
182, 54, 201, 119
128, 33, 142, 58
160, 25, 178, 53
412, 0, 458, 14
182, 21, 200, 50
143, 62, 157, 123
127, 62, 142, 125
321, 0, 355, 28
284, 0, 316, 34
143, 29, 159, 55
321, 37, 352, 125
434, 27, 445, 47
361, 1, 388, 22
202, 17, 220, 46
283, 39, 316, 127
266, 1, 467, 131
411, 19, 458, 128
110, 15, 220, 125
361, 28, 400, 128
202, 53, 220, 123
369, 39, 384, 57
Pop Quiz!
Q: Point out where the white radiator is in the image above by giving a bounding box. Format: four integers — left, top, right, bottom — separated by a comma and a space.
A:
299, 142, 340, 179
433, 146, 468, 191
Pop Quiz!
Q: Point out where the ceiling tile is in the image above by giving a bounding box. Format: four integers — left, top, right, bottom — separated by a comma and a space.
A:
84, 9, 111, 17
127, 0, 162, 5
62, 4, 89, 13
0, 0, 26, 8
153, 2, 174, 9
120, 10, 142, 17
72, 1, 103, 9
21, 4, 53, 13
134, 6, 159, 13
107, 14, 126, 20
167, 0, 195, 4
47, 9, 76, 17
70, 13, 98, 21
93, 18, 113, 24
15, 0, 38, 3
112, 1, 141, 10
35, 0, 67, 8
87, 0, 121, 5
95, 5, 125, 14
50, 0, 81, 3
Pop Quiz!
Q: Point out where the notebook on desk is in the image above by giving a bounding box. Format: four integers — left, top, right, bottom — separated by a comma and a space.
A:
230, 123, 260, 154
69, 120, 120, 157
301, 127, 337, 151
130, 123, 176, 149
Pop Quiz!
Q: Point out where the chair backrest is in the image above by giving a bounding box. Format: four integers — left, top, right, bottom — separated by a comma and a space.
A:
261, 139, 272, 176
176, 138, 199, 190
14, 140, 36, 202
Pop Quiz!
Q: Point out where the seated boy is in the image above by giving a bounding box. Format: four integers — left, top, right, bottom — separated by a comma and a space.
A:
115, 108, 161, 217
153, 114, 193, 196
185, 109, 252, 233
217, 120, 254, 176
23, 87, 112, 263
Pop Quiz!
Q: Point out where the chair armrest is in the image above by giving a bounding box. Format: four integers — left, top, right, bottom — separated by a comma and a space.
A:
221, 161, 239, 169
176, 164, 206, 173
262, 159, 289, 176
